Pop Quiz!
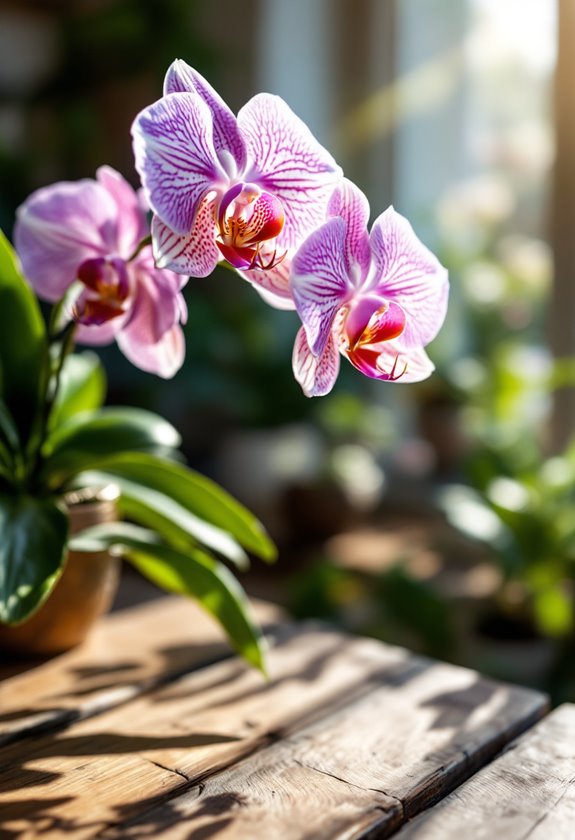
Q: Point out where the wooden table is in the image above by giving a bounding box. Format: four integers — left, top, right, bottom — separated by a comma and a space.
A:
0, 596, 573, 839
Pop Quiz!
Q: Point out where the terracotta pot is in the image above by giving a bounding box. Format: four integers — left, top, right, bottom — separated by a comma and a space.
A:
0, 485, 120, 657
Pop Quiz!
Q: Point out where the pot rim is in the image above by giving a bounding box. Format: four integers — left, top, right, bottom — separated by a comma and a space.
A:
63, 483, 120, 509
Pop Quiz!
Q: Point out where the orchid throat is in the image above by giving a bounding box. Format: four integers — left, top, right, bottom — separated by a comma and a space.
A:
74, 256, 130, 326
215, 183, 286, 271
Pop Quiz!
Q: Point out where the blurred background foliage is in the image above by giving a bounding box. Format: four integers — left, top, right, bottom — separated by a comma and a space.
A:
2, 0, 575, 702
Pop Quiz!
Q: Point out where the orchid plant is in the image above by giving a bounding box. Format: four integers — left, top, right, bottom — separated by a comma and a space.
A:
0, 60, 448, 670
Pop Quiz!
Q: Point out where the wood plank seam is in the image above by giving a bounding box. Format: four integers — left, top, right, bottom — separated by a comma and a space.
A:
0, 615, 549, 839
403, 697, 548, 821
95, 654, 546, 839
392, 704, 575, 839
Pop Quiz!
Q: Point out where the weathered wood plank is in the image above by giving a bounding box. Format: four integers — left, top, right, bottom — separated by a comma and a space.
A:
0, 624, 414, 838
103, 661, 546, 839
0, 622, 544, 840
0, 596, 284, 746
394, 702, 575, 839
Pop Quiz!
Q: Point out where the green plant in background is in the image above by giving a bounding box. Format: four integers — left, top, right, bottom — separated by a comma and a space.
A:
441, 433, 575, 643
289, 556, 454, 661
0, 232, 275, 671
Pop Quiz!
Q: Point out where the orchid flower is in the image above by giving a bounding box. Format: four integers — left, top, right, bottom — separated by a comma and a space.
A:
131, 59, 343, 309
291, 180, 449, 396
14, 166, 187, 378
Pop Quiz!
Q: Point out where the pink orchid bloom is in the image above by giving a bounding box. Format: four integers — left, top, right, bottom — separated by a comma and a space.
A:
14, 166, 187, 378
291, 180, 449, 397
131, 59, 342, 309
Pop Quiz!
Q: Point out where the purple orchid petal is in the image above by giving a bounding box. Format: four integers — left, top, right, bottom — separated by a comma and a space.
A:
151, 193, 220, 277
96, 166, 147, 256
14, 179, 118, 302
75, 316, 124, 346
127, 264, 184, 342
115, 267, 186, 377
132, 92, 224, 235
369, 207, 449, 348
293, 326, 340, 397
291, 217, 350, 357
164, 60, 247, 172
237, 93, 343, 250
118, 322, 185, 379
328, 179, 371, 282
241, 257, 295, 310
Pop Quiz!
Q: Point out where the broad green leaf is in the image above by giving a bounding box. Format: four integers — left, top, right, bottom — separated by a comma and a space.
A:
49, 352, 107, 429
87, 452, 276, 561
70, 522, 266, 673
75, 470, 249, 568
40, 408, 181, 489
0, 493, 68, 623
0, 230, 47, 447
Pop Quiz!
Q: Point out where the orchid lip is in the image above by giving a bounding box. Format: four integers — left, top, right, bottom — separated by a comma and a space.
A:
216, 182, 285, 270
343, 296, 406, 350
74, 256, 131, 325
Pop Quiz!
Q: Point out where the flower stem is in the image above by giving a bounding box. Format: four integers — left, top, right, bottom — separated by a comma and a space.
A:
27, 311, 77, 487
128, 234, 152, 262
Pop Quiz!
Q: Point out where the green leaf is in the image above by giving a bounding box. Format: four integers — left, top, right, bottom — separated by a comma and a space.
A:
49, 352, 107, 429
76, 470, 249, 568
88, 452, 276, 561
69, 522, 266, 673
40, 408, 181, 489
0, 493, 68, 623
0, 230, 47, 447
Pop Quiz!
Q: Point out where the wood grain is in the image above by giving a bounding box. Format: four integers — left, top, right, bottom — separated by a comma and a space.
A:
0, 624, 414, 838
103, 659, 546, 839
0, 596, 284, 746
395, 702, 575, 839
0, 598, 549, 840
0, 621, 544, 840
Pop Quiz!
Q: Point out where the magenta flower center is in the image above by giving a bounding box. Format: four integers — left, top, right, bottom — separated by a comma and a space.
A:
215, 182, 285, 271
341, 296, 408, 381
75, 257, 131, 326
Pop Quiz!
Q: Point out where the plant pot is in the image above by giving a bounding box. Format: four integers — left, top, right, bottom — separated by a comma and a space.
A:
461, 611, 557, 689
0, 485, 120, 657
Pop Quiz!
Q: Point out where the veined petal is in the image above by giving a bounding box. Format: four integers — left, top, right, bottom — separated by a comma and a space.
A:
96, 166, 147, 257
132, 92, 223, 235
347, 340, 435, 383
14, 179, 118, 302
293, 326, 340, 397
151, 194, 220, 278
369, 207, 449, 347
164, 60, 247, 172
117, 322, 185, 379
291, 216, 350, 357
238, 93, 343, 250
328, 179, 371, 282
241, 257, 295, 310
